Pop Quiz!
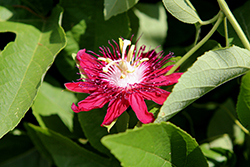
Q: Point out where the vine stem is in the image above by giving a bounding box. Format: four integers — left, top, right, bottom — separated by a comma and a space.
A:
166, 11, 224, 75
217, 0, 250, 50
224, 17, 229, 47
219, 103, 250, 135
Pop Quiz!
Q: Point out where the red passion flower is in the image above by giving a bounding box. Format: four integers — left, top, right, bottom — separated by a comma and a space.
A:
65, 38, 182, 126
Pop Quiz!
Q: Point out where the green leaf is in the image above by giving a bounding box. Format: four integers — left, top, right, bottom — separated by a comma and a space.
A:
78, 108, 111, 155
0, 132, 50, 166
104, 0, 139, 20
0, 6, 12, 21
102, 122, 208, 167
155, 46, 250, 123
25, 123, 112, 167
0, 5, 66, 139
237, 71, 250, 132
60, 0, 131, 53
32, 82, 77, 132
25, 123, 54, 163
162, 0, 200, 24
133, 2, 167, 52
200, 135, 236, 167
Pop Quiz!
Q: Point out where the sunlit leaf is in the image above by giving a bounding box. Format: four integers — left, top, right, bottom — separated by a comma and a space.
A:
162, 0, 200, 24
134, 2, 167, 52
102, 122, 208, 167
0, 5, 66, 139
32, 82, 76, 132
104, 0, 139, 20
200, 135, 236, 167
155, 46, 250, 123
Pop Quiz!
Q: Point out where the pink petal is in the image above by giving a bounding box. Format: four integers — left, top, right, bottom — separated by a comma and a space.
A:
128, 93, 154, 124
76, 49, 98, 66
64, 82, 97, 94
73, 92, 109, 112
101, 98, 130, 126
149, 72, 183, 86
140, 88, 170, 105
76, 49, 102, 78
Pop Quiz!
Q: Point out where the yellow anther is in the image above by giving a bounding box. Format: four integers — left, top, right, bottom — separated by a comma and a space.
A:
119, 38, 123, 53
135, 58, 149, 68
120, 73, 126, 79
127, 45, 135, 63
98, 57, 113, 63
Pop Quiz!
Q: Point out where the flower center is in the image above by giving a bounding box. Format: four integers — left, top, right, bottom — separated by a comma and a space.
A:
98, 38, 149, 88
98, 38, 149, 80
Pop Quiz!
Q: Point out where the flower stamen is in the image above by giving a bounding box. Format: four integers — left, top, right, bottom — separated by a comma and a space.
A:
99, 39, 149, 78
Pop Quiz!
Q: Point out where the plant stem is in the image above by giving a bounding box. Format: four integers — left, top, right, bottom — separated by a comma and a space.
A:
166, 11, 224, 75
219, 104, 250, 135
200, 12, 221, 25
217, 0, 250, 50
224, 17, 229, 47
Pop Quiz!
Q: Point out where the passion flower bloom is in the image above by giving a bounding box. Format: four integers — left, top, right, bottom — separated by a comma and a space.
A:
65, 38, 182, 126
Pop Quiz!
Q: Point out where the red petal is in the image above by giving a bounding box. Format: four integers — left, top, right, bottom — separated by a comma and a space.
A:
76, 49, 101, 78
71, 103, 81, 113
128, 94, 154, 124
76, 49, 98, 66
64, 82, 97, 93
149, 65, 173, 76
140, 88, 170, 105
101, 98, 130, 126
149, 73, 183, 86
74, 92, 109, 112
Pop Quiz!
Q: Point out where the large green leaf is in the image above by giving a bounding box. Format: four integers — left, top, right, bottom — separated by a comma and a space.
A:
155, 46, 250, 123
133, 2, 167, 52
104, 0, 139, 20
0, 5, 66, 138
25, 123, 112, 167
237, 71, 250, 132
102, 122, 208, 167
32, 82, 77, 132
162, 0, 200, 24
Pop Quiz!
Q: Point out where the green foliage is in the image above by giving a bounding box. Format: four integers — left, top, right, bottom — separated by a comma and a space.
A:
0, 4, 66, 138
237, 71, 250, 132
104, 0, 139, 20
102, 122, 208, 167
156, 46, 250, 123
25, 123, 112, 167
32, 81, 76, 134
133, 2, 167, 52
162, 0, 200, 24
